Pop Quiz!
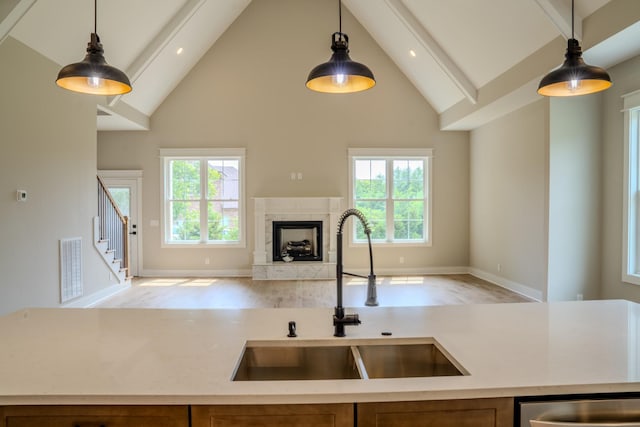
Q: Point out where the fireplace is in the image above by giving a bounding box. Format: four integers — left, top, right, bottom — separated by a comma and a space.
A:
252, 197, 342, 280
273, 221, 323, 262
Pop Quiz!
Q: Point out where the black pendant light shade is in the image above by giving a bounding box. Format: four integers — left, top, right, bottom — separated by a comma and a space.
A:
537, 0, 611, 97
306, 0, 375, 94
537, 38, 611, 96
56, 1, 131, 95
56, 33, 132, 95
306, 32, 375, 93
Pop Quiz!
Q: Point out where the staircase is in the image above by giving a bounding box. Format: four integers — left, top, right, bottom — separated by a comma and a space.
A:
94, 176, 130, 284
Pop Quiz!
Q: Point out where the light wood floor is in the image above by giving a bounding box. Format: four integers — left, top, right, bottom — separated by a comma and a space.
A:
95, 274, 534, 309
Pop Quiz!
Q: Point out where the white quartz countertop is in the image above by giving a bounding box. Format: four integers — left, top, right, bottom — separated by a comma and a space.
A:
1, 300, 640, 405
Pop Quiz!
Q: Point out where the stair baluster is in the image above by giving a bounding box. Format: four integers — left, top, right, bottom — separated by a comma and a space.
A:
97, 176, 130, 279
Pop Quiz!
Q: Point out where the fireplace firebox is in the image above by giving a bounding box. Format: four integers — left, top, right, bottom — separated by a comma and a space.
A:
272, 221, 323, 262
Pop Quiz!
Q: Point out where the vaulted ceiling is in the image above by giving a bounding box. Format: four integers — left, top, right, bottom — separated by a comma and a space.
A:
3, 0, 640, 131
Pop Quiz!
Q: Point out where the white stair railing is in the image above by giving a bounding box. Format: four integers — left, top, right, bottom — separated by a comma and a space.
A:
97, 176, 129, 279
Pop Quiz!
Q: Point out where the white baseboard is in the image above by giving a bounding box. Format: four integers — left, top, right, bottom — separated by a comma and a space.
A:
141, 268, 252, 278
350, 266, 470, 276
62, 282, 131, 308
467, 267, 543, 301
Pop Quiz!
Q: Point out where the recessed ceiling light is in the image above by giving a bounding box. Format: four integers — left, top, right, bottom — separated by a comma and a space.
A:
176, 47, 184, 55
409, 50, 417, 58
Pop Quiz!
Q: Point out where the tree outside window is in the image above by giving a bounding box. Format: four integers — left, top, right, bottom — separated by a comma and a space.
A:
169, 159, 201, 241
350, 149, 431, 245
162, 149, 244, 246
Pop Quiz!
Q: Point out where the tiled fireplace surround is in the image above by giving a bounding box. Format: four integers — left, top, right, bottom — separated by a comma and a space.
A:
252, 197, 342, 280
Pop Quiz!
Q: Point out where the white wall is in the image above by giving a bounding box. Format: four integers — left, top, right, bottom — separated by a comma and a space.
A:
601, 54, 640, 302
97, 0, 470, 276
547, 95, 602, 301
469, 100, 548, 300
0, 37, 112, 315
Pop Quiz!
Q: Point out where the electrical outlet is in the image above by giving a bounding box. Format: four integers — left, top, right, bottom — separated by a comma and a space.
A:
16, 190, 27, 201
497, 263, 502, 272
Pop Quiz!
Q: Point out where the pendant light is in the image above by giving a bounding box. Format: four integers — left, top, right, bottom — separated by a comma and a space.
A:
56, 0, 132, 96
306, 0, 375, 93
537, 0, 611, 97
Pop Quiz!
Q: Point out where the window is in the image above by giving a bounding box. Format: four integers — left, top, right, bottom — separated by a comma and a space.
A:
349, 148, 432, 245
623, 91, 640, 284
160, 148, 245, 247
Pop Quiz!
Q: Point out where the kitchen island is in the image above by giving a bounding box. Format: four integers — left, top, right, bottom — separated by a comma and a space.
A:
0, 300, 639, 406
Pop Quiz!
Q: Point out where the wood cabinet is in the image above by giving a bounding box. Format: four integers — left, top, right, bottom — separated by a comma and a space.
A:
0, 398, 513, 427
191, 403, 354, 427
0, 405, 189, 427
357, 397, 514, 427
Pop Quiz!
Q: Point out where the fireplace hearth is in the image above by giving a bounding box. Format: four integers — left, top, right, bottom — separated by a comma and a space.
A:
273, 221, 323, 262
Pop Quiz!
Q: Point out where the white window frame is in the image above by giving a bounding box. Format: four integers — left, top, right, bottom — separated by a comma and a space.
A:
160, 148, 246, 248
348, 148, 433, 247
623, 90, 640, 285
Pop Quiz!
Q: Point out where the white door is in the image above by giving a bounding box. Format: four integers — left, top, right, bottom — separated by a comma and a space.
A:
98, 171, 142, 277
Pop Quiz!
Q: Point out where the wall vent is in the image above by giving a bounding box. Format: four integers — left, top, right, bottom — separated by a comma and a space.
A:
60, 237, 83, 303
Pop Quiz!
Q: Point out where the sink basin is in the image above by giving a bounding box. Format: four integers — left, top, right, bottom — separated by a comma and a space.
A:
233, 344, 362, 381
357, 343, 463, 379
232, 338, 466, 381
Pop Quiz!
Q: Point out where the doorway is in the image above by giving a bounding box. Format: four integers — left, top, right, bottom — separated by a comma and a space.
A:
98, 170, 143, 276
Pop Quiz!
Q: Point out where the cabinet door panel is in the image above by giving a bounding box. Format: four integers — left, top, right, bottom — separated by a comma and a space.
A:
192, 404, 353, 427
1, 406, 188, 427
357, 398, 513, 427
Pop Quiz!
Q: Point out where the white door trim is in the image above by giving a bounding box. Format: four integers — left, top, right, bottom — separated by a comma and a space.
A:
98, 170, 143, 276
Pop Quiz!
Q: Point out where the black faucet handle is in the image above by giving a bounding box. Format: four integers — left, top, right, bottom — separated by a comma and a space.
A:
333, 313, 361, 326
333, 313, 360, 337
345, 313, 361, 325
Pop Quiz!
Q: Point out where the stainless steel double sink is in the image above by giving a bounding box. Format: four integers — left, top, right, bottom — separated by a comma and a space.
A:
232, 338, 466, 381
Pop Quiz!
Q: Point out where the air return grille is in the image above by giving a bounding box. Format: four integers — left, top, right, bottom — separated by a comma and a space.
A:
59, 237, 83, 303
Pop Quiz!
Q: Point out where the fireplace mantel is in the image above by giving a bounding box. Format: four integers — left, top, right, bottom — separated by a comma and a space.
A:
252, 197, 342, 280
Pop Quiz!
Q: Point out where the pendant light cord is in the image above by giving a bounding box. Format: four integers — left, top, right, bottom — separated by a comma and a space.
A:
338, 0, 342, 35
94, 0, 97, 34
571, 0, 574, 39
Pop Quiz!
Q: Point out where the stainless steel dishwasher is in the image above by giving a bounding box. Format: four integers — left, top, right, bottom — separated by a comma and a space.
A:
518, 395, 640, 427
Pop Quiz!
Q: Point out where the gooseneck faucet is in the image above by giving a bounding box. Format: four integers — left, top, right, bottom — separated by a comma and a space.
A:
334, 208, 377, 337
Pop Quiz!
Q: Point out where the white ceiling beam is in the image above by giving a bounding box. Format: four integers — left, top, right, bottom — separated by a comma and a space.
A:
107, 0, 207, 108
125, 0, 207, 83
98, 100, 150, 131
441, 0, 640, 131
383, 0, 477, 105
0, 0, 36, 45
533, 0, 582, 41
